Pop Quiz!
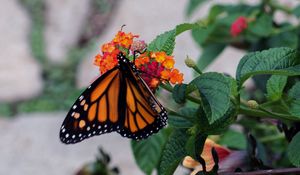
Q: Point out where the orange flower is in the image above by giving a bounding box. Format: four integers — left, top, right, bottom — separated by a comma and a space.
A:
160, 69, 171, 80
150, 78, 160, 89
113, 31, 139, 48
99, 53, 118, 74
151, 51, 168, 63
169, 69, 183, 84
135, 54, 150, 67
162, 56, 175, 69
94, 54, 102, 67
101, 42, 116, 53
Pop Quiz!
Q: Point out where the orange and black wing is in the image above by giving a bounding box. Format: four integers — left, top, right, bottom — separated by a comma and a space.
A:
60, 67, 123, 144
117, 63, 168, 140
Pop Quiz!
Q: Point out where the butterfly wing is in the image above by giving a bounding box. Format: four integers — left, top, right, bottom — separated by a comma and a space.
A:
117, 62, 168, 140
60, 67, 125, 144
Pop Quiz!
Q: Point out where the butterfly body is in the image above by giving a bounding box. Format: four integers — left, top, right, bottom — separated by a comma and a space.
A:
60, 52, 167, 144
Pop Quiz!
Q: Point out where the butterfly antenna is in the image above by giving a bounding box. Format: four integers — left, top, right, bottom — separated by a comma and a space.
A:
133, 49, 147, 63
120, 24, 126, 31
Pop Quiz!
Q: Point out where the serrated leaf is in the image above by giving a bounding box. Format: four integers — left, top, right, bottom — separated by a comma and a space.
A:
185, 0, 207, 17
219, 130, 247, 150
266, 75, 288, 101
193, 73, 231, 123
149, 23, 204, 55
168, 107, 196, 128
131, 129, 170, 175
288, 132, 300, 166
172, 84, 187, 104
148, 30, 176, 55
158, 129, 188, 175
197, 43, 226, 70
197, 102, 236, 135
248, 14, 273, 37
236, 47, 300, 87
288, 82, 300, 117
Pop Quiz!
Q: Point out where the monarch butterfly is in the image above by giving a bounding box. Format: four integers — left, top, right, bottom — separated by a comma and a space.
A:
60, 52, 168, 144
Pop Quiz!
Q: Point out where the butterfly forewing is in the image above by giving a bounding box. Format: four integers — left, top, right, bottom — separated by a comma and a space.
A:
60, 67, 123, 144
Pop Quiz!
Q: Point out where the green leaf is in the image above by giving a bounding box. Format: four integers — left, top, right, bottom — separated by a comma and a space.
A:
148, 30, 176, 55
168, 107, 195, 128
268, 30, 298, 49
288, 132, 300, 166
172, 84, 187, 104
219, 130, 247, 150
266, 75, 288, 101
185, 134, 207, 160
131, 129, 170, 175
248, 14, 273, 37
175, 23, 204, 36
185, 0, 207, 17
288, 82, 300, 117
197, 43, 226, 70
293, 5, 300, 17
158, 129, 188, 175
236, 47, 300, 87
193, 72, 231, 123
197, 102, 237, 135
148, 23, 204, 55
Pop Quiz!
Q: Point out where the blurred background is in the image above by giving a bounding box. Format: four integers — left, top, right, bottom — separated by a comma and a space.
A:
0, 0, 299, 174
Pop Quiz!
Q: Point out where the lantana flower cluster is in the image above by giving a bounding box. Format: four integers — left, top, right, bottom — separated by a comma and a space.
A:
94, 30, 183, 91
230, 16, 248, 37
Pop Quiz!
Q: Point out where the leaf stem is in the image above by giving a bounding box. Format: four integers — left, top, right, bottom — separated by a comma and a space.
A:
159, 83, 202, 104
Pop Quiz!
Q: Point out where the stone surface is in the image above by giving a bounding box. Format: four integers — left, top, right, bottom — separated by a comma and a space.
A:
0, 113, 142, 175
44, 0, 91, 63
0, 113, 186, 175
0, 0, 43, 102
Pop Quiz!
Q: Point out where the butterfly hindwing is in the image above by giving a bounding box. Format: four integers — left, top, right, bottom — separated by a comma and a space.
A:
117, 57, 167, 140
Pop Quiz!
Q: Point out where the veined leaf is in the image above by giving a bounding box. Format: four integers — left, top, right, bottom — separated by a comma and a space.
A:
148, 30, 176, 55
158, 129, 188, 175
247, 14, 273, 37
131, 129, 171, 175
148, 23, 205, 55
288, 132, 300, 166
168, 107, 196, 128
236, 47, 300, 87
288, 82, 300, 118
172, 84, 188, 104
193, 72, 231, 124
266, 75, 288, 101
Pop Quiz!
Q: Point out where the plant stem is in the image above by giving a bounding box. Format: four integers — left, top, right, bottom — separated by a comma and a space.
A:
239, 105, 300, 121
220, 168, 300, 175
259, 133, 285, 143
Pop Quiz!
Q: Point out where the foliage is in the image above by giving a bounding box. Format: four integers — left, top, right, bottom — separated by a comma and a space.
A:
132, 1, 300, 172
